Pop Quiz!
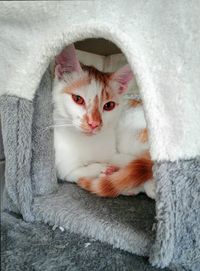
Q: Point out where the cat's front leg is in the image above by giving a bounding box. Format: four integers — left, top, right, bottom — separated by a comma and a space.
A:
101, 153, 133, 175
66, 163, 107, 183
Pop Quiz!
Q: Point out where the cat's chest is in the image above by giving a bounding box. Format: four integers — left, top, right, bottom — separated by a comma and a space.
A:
81, 133, 116, 162
55, 128, 116, 163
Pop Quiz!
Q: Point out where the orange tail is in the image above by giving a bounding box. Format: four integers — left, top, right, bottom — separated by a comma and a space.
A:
78, 152, 153, 197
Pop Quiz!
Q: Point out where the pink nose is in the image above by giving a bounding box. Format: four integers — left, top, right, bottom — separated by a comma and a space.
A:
88, 121, 100, 129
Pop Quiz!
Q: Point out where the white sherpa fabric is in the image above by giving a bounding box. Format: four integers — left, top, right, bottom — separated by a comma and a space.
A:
0, 1, 200, 161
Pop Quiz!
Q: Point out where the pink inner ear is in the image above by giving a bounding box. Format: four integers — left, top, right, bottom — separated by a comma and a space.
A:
55, 44, 82, 79
112, 64, 134, 94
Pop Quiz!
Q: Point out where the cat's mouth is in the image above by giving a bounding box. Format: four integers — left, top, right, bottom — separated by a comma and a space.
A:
81, 127, 102, 136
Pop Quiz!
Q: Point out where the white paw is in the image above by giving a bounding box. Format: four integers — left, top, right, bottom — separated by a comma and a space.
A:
87, 163, 108, 177
100, 165, 120, 177
66, 163, 107, 183
121, 185, 144, 196
65, 173, 79, 183
144, 179, 156, 199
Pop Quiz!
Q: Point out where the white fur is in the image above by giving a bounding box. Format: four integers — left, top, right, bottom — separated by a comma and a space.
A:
53, 72, 155, 199
117, 105, 149, 157
53, 71, 123, 181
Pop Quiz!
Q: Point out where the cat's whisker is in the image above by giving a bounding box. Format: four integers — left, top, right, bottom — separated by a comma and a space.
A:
42, 124, 73, 132
51, 124, 73, 128
53, 124, 73, 127
54, 118, 72, 122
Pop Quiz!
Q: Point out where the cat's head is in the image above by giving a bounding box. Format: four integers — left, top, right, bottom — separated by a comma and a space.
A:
53, 44, 133, 135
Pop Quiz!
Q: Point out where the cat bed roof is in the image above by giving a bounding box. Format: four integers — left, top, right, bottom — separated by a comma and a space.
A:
1, 1, 200, 161
0, 2, 199, 271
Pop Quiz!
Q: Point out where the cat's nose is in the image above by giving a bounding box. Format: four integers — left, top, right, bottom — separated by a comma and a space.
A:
88, 120, 100, 129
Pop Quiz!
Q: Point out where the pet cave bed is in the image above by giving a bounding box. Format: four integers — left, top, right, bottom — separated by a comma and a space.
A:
0, 2, 199, 271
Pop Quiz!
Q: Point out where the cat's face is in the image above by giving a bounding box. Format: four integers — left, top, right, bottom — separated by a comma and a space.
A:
53, 44, 133, 135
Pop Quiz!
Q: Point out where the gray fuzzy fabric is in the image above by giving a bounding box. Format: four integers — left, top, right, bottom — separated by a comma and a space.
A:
0, 96, 34, 222
1, 211, 170, 271
1, 68, 199, 270
31, 69, 58, 196
33, 182, 156, 257
0, 120, 4, 160
0, 160, 5, 207
150, 158, 200, 270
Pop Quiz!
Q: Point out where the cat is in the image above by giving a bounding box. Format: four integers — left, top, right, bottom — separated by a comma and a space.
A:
53, 44, 155, 199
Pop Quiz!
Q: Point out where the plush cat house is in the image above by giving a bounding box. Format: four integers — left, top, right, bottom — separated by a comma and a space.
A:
0, 2, 199, 270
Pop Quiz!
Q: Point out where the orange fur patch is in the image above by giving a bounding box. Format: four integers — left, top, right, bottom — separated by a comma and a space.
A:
83, 65, 114, 103
129, 99, 142, 107
137, 128, 148, 143
99, 178, 119, 197
80, 114, 90, 131
90, 95, 102, 124
80, 96, 102, 131
101, 87, 114, 103
79, 177, 92, 191
82, 65, 115, 104
82, 65, 111, 88
116, 152, 153, 188
78, 176, 119, 197
78, 151, 153, 197
64, 77, 90, 94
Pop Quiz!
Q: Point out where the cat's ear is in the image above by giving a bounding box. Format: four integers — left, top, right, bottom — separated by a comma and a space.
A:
55, 44, 82, 79
111, 64, 134, 94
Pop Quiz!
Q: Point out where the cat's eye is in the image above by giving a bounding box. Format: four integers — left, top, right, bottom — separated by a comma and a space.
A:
103, 101, 116, 111
72, 94, 85, 105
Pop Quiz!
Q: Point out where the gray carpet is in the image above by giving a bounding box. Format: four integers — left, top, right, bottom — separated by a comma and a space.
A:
33, 182, 156, 257
1, 211, 170, 271
1, 160, 169, 271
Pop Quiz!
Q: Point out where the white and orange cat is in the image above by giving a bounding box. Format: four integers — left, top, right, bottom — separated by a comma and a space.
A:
53, 44, 155, 199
